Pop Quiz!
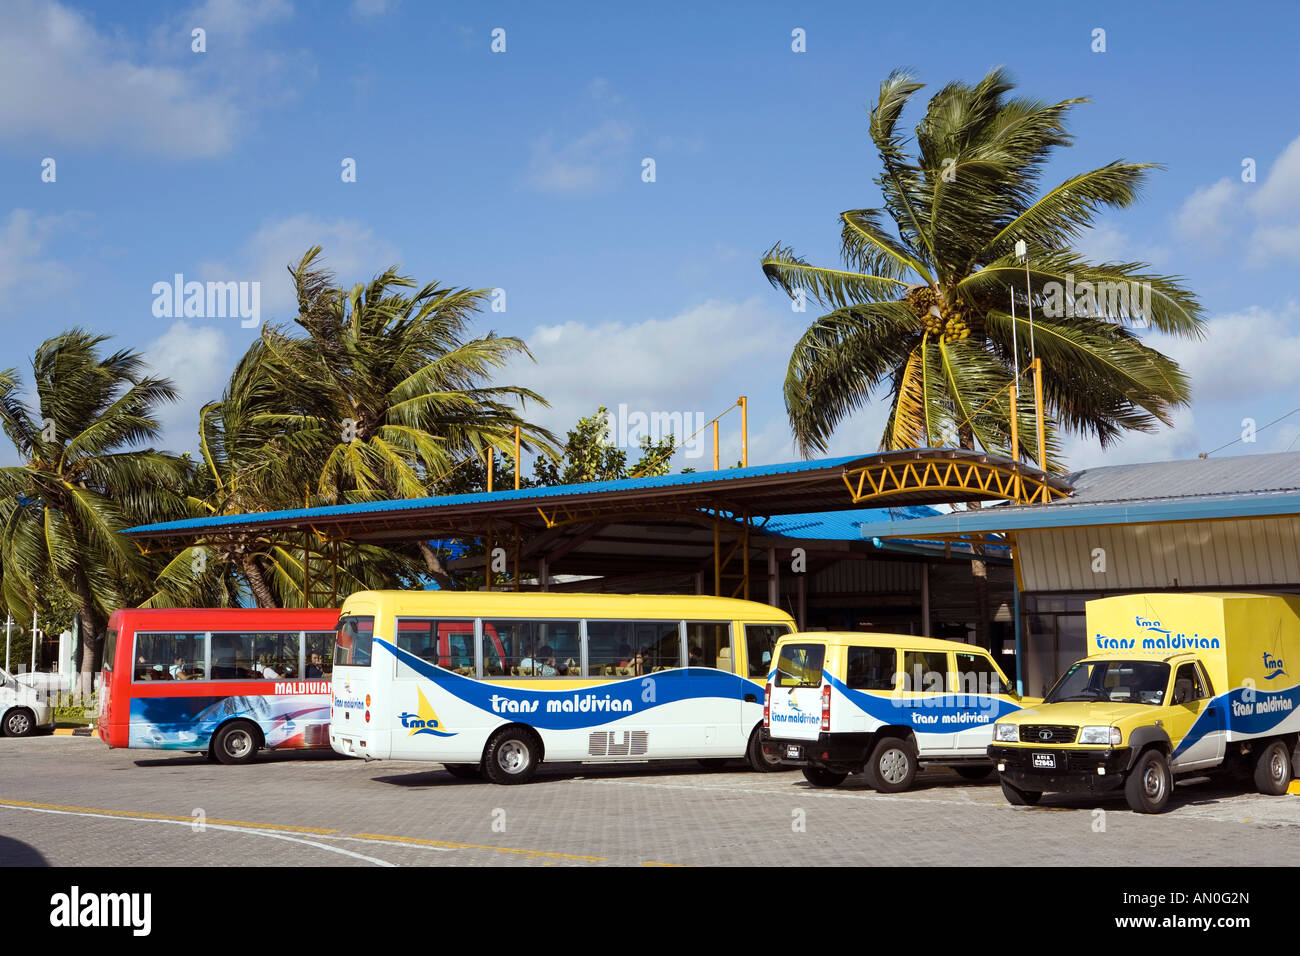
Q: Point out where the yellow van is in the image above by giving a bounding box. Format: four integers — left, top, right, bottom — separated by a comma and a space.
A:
989, 592, 1300, 813
763, 632, 1036, 791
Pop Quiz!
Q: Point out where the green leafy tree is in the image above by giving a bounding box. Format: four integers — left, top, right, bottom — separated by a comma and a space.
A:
0, 332, 192, 690
534, 407, 678, 485
762, 68, 1204, 463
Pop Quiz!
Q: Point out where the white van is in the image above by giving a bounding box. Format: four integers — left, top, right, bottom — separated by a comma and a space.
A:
0, 667, 54, 737
763, 633, 1037, 791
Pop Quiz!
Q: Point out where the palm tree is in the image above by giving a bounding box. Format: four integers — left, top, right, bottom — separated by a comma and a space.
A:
253, 248, 559, 590
0, 331, 192, 691
189, 340, 427, 607
762, 68, 1204, 462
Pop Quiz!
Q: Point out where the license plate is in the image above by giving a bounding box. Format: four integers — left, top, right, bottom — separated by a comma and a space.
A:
1032, 752, 1056, 769
785, 745, 802, 759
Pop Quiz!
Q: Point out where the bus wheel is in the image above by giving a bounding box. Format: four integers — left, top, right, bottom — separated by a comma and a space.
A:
3, 708, 34, 738
1124, 749, 1172, 813
746, 726, 785, 773
864, 737, 917, 793
954, 765, 995, 781
1253, 740, 1292, 795
443, 763, 482, 780
212, 721, 260, 765
1000, 780, 1041, 806
482, 727, 540, 785
802, 766, 847, 788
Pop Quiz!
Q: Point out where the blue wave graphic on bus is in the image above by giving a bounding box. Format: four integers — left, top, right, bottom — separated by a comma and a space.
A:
377, 638, 763, 730
825, 673, 1024, 730
1171, 681, 1300, 758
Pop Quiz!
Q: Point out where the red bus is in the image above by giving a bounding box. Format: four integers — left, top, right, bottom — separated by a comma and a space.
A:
98, 607, 339, 764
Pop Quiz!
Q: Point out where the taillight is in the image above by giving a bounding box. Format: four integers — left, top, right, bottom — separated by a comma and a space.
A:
364, 710, 370, 723
820, 684, 831, 731
763, 681, 772, 728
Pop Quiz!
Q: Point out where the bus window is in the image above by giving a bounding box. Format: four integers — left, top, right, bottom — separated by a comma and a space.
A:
483, 623, 507, 676
304, 632, 334, 679
587, 621, 681, 676
686, 622, 731, 672
103, 629, 118, 673
334, 616, 374, 667
210, 632, 299, 680
485, 620, 580, 676
743, 624, 791, 678
133, 633, 205, 682
954, 652, 1006, 696
394, 619, 475, 673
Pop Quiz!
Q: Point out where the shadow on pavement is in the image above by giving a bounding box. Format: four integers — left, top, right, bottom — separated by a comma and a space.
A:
0, 835, 49, 866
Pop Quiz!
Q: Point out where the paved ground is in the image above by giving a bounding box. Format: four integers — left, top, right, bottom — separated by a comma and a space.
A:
3, 734, 1299, 867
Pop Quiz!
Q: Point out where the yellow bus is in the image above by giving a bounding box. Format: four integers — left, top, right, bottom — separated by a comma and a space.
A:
328, 590, 796, 783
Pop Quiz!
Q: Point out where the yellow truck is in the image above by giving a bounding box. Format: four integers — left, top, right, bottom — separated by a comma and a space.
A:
988, 592, 1299, 813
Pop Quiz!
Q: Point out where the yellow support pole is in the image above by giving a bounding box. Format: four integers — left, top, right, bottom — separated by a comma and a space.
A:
739, 396, 748, 467
1032, 357, 1047, 470
742, 514, 750, 601
514, 426, 521, 491
713, 520, 721, 597
712, 420, 720, 471
486, 446, 494, 493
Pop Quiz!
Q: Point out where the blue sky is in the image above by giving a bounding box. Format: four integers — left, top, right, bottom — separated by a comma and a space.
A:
2, 0, 1299, 474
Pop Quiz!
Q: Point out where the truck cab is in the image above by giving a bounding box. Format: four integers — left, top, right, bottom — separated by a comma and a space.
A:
989, 592, 1300, 813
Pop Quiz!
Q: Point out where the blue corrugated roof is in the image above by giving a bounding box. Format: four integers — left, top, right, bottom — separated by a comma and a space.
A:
126, 454, 870, 535
762, 506, 939, 540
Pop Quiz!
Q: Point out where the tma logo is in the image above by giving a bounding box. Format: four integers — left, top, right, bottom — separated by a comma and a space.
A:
50, 887, 151, 936
399, 688, 456, 737
1263, 652, 1288, 680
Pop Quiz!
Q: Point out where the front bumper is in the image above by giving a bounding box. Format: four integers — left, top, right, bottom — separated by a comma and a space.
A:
989, 744, 1133, 793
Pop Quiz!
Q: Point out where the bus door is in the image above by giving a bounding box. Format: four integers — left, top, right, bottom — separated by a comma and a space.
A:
331, 608, 375, 754
685, 621, 741, 753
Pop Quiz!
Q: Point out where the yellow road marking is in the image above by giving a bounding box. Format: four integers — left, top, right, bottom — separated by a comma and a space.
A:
0, 798, 337, 834
350, 832, 608, 863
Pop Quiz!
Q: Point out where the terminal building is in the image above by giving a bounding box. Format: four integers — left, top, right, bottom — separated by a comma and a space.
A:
126, 447, 1300, 694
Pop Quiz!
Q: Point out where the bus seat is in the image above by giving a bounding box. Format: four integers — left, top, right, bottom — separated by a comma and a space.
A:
715, 646, 732, 671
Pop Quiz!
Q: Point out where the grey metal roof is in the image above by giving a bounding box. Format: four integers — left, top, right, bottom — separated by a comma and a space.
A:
1063, 450, 1300, 505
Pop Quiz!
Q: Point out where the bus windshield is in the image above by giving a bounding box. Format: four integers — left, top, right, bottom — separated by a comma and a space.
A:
1044, 659, 1170, 705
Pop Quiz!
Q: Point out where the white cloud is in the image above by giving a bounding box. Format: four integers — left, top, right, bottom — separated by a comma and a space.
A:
142, 320, 232, 453
1249, 224, 1300, 262
1173, 177, 1243, 247
0, 0, 242, 158
527, 120, 634, 194
1154, 302, 1300, 401
183, 0, 292, 41
198, 214, 401, 324
0, 209, 79, 303
1250, 135, 1300, 218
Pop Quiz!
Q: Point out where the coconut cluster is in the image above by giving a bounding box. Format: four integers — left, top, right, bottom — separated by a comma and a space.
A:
904, 286, 994, 344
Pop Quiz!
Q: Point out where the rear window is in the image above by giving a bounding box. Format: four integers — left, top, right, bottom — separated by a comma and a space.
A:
334, 616, 374, 668
775, 643, 825, 688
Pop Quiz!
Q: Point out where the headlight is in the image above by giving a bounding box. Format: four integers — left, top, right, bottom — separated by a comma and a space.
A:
1079, 725, 1121, 746
994, 723, 1019, 742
